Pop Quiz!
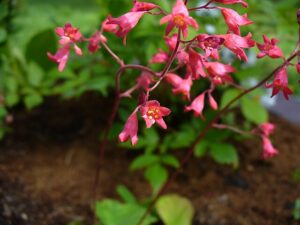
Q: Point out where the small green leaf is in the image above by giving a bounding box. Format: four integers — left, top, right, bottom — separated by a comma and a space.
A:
130, 154, 160, 170
209, 143, 239, 167
5, 77, 18, 93
0, 28, 7, 43
161, 155, 179, 168
145, 163, 168, 192
220, 89, 241, 109
24, 93, 43, 110
156, 194, 195, 225
27, 62, 44, 87
293, 198, 300, 220
116, 185, 137, 204
194, 141, 208, 157
0, 106, 7, 119
5, 93, 20, 107
241, 96, 268, 124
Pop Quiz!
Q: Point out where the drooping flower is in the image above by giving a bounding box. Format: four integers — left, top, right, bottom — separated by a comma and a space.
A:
214, 0, 248, 8
257, 35, 283, 59
160, 0, 198, 38
136, 71, 154, 90
218, 33, 255, 61
119, 112, 139, 146
166, 73, 193, 100
265, 66, 293, 100
55, 23, 82, 46
140, 100, 171, 129
208, 92, 218, 110
47, 45, 70, 72
102, 18, 119, 33
107, 11, 146, 44
220, 8, 253, 35
259, 122, 276, 136
296, 63, 300, 74
188, 48, 206, 79
205, 62, 235, 85
88, 31, 107, 53
150, 49, 169, 64
131, 0, 158, 12
185, 92, 205, 119
196, 34, 225, 60
261, 136, 278, 159
165, 34, 180, 50
176, 50, 189, 65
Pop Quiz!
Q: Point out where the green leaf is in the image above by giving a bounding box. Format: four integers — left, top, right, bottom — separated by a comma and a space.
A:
68, 221, 84, 225
144, 163, 168, 192
241, 96, 268, 124
96, 200, 157, 225
220, 89, 241, 109
161, 155, 179, 168
5, 93, 20, 107
116, 185, 137, 204
130, 154, 160, 170
5, 77, 18, 93
24, 93, 43, 110
156, 194, 195, 225
28, 62, 45, 87
0, 106, 7, 119
194, 141, 208, 157
209, 143, 239, 167
0, 28, 7, 43
293, 198, 300, 220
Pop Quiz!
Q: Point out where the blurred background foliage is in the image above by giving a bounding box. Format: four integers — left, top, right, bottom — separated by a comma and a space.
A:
0, 0, 299, 166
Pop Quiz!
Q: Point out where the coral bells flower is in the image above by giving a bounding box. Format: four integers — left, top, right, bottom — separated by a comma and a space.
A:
88, 32, 107, 53
102, 18, 118, 33
188, 48, 206, 79
220, 8, 253, 35
55, 23, 82, 46
119, 112, 139, 146
136, 71, 153, 90
47, 46, 70, 72
166, 73, 193, 100
160, 0, 198, 38
140, 100, 171, 129
131, 0, 158, 12
218, 33, 255, 61
208, 92, 218, 110
262, 136, 278, 159
205, 62, 235, 85
150, 49, 169, 64
257, 35, 283, 59
185, 92, 205, 119
165, 34, 180, 50
259, 122, 275, 136
196, 34, 225, 60
107, 11, 146, 44
296, 63, 300, 74
214, 0, 248, 8
265, 66, 293, 100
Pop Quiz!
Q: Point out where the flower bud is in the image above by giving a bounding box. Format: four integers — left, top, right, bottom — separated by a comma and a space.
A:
297, 8, 300, 25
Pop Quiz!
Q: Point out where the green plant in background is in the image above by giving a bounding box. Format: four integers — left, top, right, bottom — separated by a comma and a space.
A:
293, 198, 300, 220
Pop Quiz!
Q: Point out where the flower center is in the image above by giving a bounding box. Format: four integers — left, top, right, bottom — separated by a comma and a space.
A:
204, 37, 224, 50
173, 14, 185, 27
146, 107, 161, 120
264, 43, 273, 51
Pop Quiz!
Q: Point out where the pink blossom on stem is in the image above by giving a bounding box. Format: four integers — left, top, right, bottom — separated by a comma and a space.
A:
208, 92, 218, 110
259, 122, 276, 136
205, 62, 235, 85
217, 33, 255, 61
257, 35, 283, 59
88, 32, 107, 53
119, 112, 139, 146
102, 18, 119, 33
55, 23, 82, 46
220, 8, 253, 35
176, 50, 189, 65
214, 0, 248, 8
107, 11, 146, 44
136, 71, 154, 90
196, 34, 225, 60
262, 136, 278, 159
185, 92, 205, 119
131, 0, 158, 12
188, 48, 206, 79
296, 63, 300, 74
47, 45, 70, 72
150, 49, 169, 64
166, 73, 193, 100
160, 0, 198, 38
165, 34, 180, 50
140, 100, 171, 129
265, 66, 293, 100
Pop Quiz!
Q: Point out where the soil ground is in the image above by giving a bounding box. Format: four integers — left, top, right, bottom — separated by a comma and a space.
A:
0, 93, 300, 225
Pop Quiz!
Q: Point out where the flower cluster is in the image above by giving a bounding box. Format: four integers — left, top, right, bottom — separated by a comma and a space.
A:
48, 0, 300, 159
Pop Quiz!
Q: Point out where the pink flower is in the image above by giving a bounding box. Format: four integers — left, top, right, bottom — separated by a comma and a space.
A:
165, 34, 180, 50
259, 122, 275, 136
150, 49, 169, 64
205, 62, 235, 85
102, 18, 119, 33
136, 71, 153, 90
296, 63, 300, 74
131, 0, 158, 12
166, 73, 193, 100
196, 34, 225, 60
88, 32, 107, 53
107, 11, 146, 44
265, 66, 293, 100
55, 23, 82, 46
220, 8, 253, 35
140, 100, 171, 129
208, 92, 218, 110
262, 136, 278, 159
257, 35, 283, 59
119, 112, 139, 146
47, 45, 70, 72
218, 33, 255, 61
185, 92, 205, 119
214, 0, 248, 8
188, 48, 206, 79
176, 50, 189, 65
160, 0, 198, 38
